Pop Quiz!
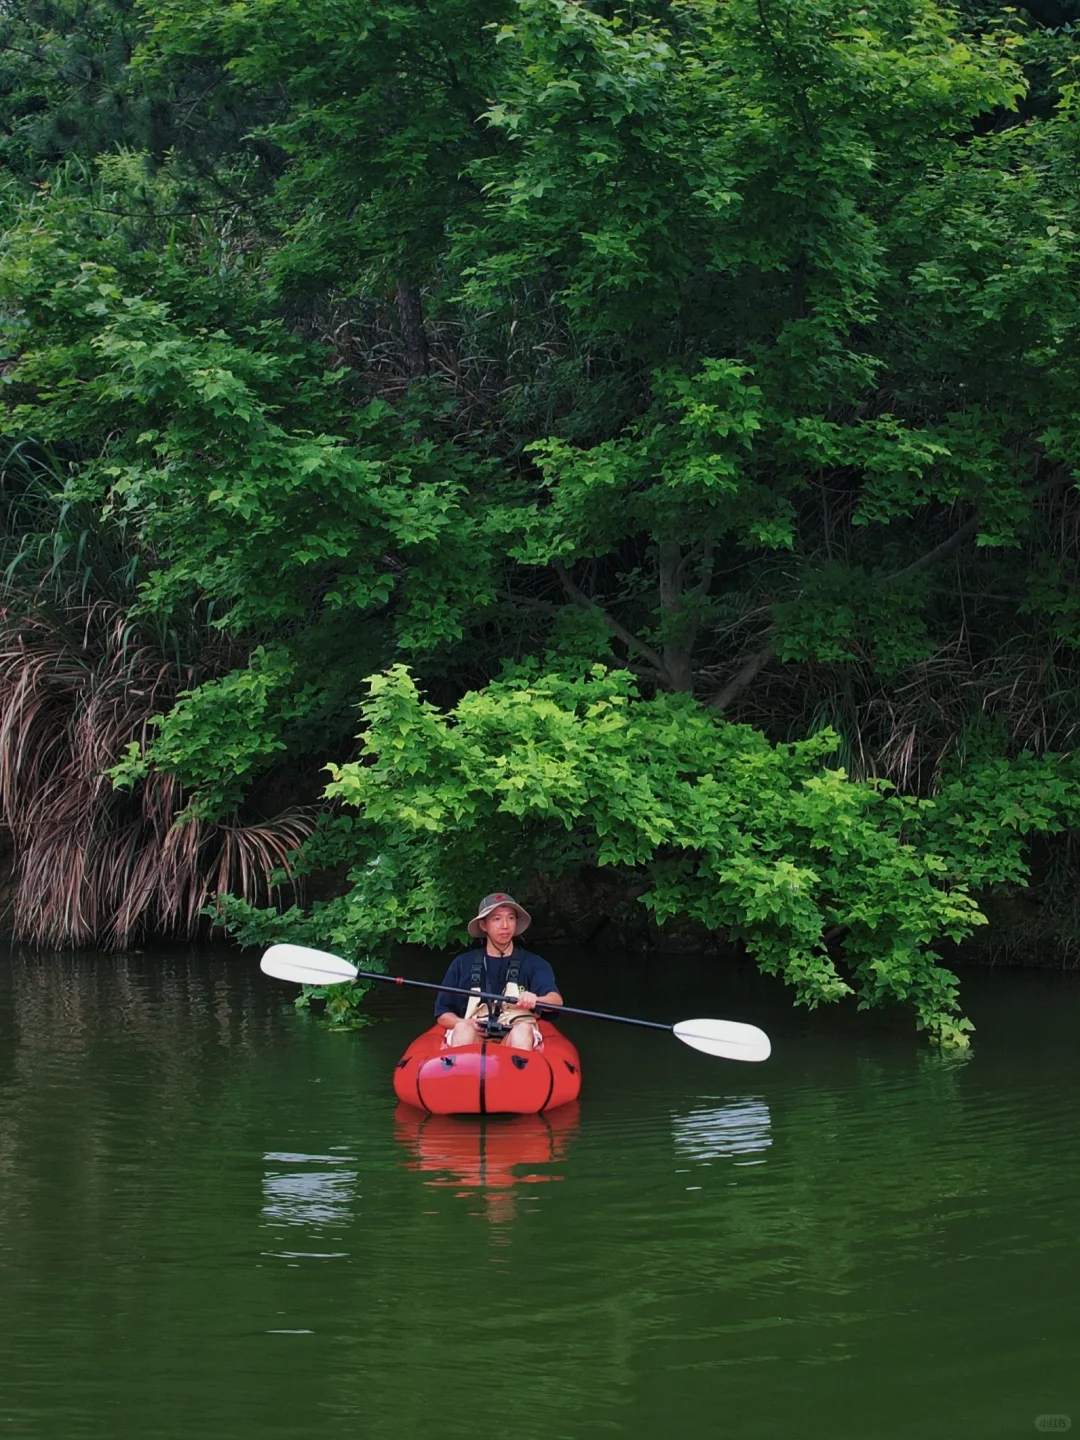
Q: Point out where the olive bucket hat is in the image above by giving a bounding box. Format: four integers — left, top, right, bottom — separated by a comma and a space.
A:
467, 891, 532, 939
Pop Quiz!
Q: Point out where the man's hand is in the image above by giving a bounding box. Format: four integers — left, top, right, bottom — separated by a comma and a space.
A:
517, 990, 537, 1011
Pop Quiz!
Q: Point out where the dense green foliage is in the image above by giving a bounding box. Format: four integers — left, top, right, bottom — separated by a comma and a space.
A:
4, 0, 1080, 1039
223, 664, 1080, 1046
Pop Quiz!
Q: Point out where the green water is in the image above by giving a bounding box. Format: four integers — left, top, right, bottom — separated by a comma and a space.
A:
0, 946, 1077, 1440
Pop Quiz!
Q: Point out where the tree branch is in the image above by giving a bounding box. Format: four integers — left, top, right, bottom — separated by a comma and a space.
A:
497, 589, 559, 613
702, 505, 1000, 710
553, 559, 670, 682
688, 544, 715, 600
886, 512, 980, 584
706, 644, 774, 711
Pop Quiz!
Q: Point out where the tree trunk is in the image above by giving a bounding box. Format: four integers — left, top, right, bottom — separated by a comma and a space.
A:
658, 541, 695, 693
395, 281, 429, 379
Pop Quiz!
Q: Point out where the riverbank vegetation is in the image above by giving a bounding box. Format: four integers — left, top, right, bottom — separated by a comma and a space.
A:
4, 0, 1080, 1042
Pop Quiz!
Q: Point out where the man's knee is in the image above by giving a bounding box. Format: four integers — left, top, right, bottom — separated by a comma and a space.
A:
506, 1023, 538, 1051
447, 1019, 480, 1047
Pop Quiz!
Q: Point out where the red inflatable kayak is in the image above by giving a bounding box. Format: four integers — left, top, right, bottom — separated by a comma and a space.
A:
393, 1020, 582, 1115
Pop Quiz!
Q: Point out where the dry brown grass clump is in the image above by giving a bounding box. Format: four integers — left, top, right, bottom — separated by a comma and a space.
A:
0, 600, 313, 948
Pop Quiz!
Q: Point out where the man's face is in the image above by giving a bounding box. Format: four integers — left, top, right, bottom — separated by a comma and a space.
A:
480, 905, 517, 948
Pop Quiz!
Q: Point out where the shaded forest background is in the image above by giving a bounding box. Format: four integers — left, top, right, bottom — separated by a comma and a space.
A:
4, 0, 1080, 1043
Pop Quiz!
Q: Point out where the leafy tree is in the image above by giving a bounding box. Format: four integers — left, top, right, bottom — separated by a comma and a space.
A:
0, 0, 283, 191
5, 0, 1080, 1038
222, 663, 1080, 1046
143, 0, 513, 354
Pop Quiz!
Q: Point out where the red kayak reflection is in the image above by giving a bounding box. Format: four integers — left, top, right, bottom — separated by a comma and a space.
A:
394, 1103, 580, 1220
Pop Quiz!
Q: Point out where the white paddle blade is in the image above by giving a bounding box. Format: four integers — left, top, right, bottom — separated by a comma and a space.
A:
260, 943, 359, 988
673, 1018, 772, 1063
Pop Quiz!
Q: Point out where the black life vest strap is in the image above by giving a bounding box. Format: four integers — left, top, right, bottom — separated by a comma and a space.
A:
467, 947, 521, 1033
468, 949, 485, 992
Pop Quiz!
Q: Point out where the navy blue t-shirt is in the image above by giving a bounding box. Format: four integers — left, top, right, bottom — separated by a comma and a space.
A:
433, 946, 559, 1019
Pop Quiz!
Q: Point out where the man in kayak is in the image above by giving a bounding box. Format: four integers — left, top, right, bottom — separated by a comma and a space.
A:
435, 892, 562, 1051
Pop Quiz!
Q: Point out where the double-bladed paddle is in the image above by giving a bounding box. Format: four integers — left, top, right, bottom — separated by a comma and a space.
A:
260, 943, 772, 1063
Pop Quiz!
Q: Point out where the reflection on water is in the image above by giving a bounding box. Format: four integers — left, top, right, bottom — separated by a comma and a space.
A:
2, 947, 1080, 1440
262, 1151, 358, 1228
393, 1103, 580, 1222
672, 1098, 772, 1162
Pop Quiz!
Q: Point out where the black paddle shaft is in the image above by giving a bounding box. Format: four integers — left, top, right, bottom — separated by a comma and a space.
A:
353, 969, 673, 1034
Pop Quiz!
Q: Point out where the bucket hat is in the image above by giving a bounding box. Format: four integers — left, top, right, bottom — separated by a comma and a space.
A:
467, 891, 532, 938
